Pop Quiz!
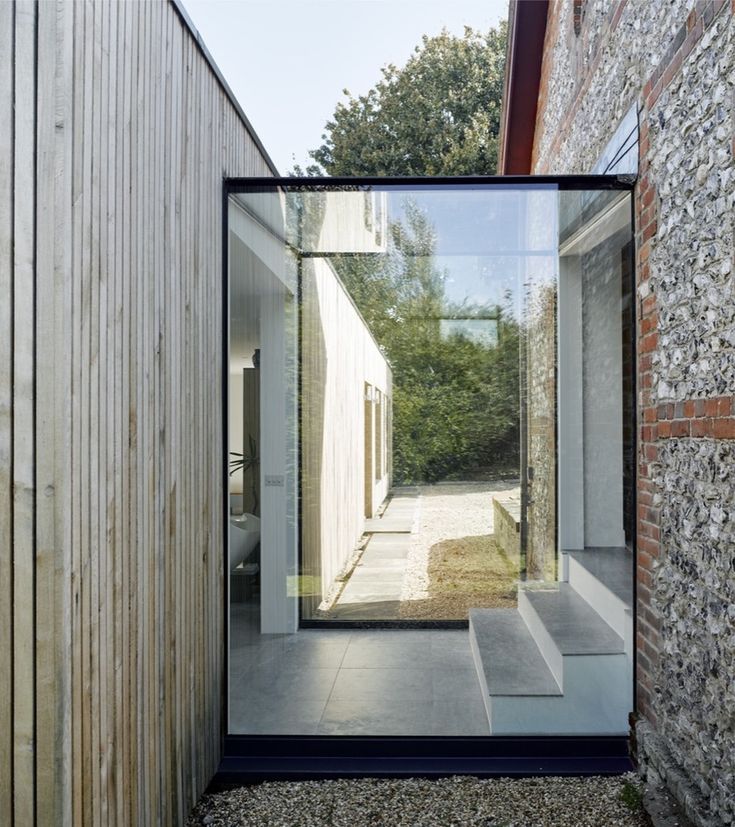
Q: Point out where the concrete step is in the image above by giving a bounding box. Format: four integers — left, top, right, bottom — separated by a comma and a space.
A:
519, 584, 625, 685
469, 586, 632, 735
469, 609, 561, 697
564, 548, 634, 648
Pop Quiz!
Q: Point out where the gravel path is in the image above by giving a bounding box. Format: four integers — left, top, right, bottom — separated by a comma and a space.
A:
401, 481, 519, 603
188, 774, 650, 827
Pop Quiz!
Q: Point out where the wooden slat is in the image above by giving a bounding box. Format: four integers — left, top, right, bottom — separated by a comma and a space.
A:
12, 3, 37, 824
1, 0, 278, 822
0, 2, 15, 824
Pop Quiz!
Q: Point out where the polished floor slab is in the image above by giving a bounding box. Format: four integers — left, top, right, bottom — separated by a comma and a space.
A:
228, 609, 489, 736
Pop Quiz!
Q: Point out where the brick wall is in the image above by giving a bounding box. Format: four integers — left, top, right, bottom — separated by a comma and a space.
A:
531, 1, 735, 824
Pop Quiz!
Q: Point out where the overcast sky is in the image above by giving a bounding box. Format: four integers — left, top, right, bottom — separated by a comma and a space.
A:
182, 0, 509, 173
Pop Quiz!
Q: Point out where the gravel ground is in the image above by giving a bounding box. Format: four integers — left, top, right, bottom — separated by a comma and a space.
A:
401, 481, 519, 604
398, 534, 517, 619
188, 774, 650, 827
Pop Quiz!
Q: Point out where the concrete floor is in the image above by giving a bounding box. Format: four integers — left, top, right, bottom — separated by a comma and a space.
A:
228, 603, 489, 736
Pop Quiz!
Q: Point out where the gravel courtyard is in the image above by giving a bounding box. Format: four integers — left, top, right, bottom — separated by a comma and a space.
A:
399, 480, 519, 619
188, 774, 651, 826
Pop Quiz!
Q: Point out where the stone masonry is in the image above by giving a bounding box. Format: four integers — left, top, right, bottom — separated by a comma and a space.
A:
531, 1, 735, 824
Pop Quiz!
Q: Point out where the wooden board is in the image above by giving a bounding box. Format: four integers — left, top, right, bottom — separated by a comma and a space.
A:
0, 1, 276, 823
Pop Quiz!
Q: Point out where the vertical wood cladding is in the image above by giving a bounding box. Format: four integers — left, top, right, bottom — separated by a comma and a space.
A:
0, 1, 274, 823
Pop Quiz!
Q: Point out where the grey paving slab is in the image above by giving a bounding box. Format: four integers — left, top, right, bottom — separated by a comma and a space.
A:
327, 600, 403, 619
567, 547, 634, 607
230, 664, 339, 703
365, 533, 413, 548
430, 697, 490, 735
470, 608, 561, 696
340, 586, 401, 604
230, 636, 350, 671
341, 634, 433, 669
317, 696, 432, 735
524, 584, 625, 655
355, 557, 407, 569
329, 667, 434, 701
432, 668, 485, 700
346, 568, 405, 583
364, 518, 414, 533
230, 698, 327, 735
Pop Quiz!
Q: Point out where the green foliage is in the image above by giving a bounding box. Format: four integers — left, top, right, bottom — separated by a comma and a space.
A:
620, 780, 644, 811
335, 202, 519, 485
307, 25, 507, 177
303, 22, 514, 484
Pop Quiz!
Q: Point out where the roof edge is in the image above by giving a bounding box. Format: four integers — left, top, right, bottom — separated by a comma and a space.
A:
170, 0, 280, 177
498, 0, 549, 175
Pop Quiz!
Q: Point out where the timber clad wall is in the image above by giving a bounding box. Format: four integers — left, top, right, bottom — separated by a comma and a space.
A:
0, 1, 274, 824
528, 1, 735, 824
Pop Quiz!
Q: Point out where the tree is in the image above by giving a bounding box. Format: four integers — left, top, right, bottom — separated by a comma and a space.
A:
308, 25, 507, 177
301, 23, 515, 484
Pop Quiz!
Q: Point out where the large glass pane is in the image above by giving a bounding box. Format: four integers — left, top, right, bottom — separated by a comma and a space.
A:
226, 181, 634, 738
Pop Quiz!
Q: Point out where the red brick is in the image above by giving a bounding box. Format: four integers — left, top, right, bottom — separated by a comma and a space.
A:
643, 443, 658, 462
691, 418, 712, 438
657, 403, 669, 420
683, 400, 696, 417
640, 372, 653, 389
643, 406, 658, 423
694, 399, 706, 417
637, 567, 653, 589
640, 332, 659, 354
639, 242, 651, 264
638, 536, 660, 559
641, 185, 655, 209
717, 396, 732, 416
658, 421, 671, 439
639, 354, 653, 372
642, 220, 658, 242
670, 419, 691, 437
641, 288, 655, 313
713, 417, 735, 439
639, 521, 661, 542
705, 398, 719, 416
640, 314, 658, 335
638, 552, 654, 575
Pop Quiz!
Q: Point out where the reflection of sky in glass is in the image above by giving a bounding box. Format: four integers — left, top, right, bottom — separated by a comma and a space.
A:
385, 188, 558, 322
239, 186, 562, 327
439, 318, 498, 347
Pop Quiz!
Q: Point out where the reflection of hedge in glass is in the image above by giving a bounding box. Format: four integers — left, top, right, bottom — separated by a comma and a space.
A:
335, 204, 519, 485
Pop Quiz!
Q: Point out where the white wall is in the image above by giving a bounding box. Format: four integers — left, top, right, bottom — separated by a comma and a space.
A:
302, 257, 392, 609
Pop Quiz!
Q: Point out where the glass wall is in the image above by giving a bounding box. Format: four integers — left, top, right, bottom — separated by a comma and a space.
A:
226, 180, 634, 737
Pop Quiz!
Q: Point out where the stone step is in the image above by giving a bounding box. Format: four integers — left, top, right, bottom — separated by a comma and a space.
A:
469, 609, 561, 698
519, 584, 625, 686
564, 548, 634, 646
470, 598, 631, 735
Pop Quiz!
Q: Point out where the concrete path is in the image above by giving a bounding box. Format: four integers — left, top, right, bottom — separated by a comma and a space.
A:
331, 493, 419, 618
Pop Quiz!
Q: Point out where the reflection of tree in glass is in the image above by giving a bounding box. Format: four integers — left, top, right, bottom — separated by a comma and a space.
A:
335, 202, 519, 484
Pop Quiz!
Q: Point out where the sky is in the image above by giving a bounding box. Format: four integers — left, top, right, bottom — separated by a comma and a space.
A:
182, 0, 509, 173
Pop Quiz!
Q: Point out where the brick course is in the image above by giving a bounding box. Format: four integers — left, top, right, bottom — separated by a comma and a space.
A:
531, 1, 735, 823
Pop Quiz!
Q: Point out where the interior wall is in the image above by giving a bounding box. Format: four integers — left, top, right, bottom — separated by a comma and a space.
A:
0, 1, 275, 824
582, 234, 626, 547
